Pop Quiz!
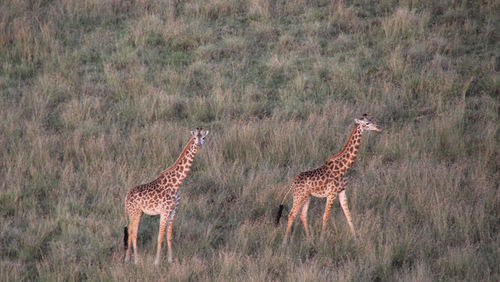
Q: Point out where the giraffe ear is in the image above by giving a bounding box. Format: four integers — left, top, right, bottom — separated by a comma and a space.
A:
354, 119, 361, 124
203, 130, 209, 136
190, 130, 196, 137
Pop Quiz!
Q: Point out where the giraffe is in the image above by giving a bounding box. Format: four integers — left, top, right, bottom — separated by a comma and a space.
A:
124, 128, 209, 265
276, 114, 381, 245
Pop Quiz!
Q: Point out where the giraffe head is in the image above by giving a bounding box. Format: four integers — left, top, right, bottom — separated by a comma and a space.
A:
191, 128, 209, 146
355, 114, 382, 132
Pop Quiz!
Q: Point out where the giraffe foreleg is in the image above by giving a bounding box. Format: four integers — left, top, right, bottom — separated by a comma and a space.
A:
338, 190, 356, 236
320, 194, 336, 240
154, 214, 169, 265
166, 209, 176, 263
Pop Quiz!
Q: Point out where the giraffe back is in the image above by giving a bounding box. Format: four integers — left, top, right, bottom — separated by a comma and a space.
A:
125, 178, 178, 216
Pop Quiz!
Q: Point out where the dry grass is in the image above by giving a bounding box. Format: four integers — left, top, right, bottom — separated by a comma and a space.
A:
1, 0, 498, 281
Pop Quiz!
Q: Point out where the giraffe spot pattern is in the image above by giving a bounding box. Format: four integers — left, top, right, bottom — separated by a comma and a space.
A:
289, 124, 364, 200
281, 119, 383, 244
125, 138, 200, 217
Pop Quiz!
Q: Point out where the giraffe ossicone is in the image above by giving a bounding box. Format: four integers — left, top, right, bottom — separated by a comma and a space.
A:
276, 114, 381, 245
124, 128, 208, 265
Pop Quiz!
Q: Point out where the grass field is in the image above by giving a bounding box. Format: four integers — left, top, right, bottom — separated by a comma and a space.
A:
1, 0, 498, 280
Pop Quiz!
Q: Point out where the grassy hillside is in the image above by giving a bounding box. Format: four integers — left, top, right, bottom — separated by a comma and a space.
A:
1, 0, 498, 280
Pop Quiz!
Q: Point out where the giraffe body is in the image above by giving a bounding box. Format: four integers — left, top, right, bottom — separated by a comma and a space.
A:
279, 114, 381, 245
124, 128, 208, 265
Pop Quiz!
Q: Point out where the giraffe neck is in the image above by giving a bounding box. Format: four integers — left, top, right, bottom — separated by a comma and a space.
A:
161, 138, 200, 187
327, 124, 363, 173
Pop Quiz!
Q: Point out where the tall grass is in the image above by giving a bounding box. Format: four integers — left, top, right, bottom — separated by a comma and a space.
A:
1, 0, 498, 281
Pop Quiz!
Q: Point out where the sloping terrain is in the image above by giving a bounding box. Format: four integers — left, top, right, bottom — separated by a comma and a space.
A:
0, 0, 498, 280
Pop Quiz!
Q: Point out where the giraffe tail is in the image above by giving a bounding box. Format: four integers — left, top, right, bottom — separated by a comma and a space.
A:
275, 183, 294, 226
123, 226, 128, 250
275, 205, 285, 226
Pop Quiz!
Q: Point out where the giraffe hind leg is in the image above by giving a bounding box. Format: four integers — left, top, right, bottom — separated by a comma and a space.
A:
127, 211, 142, 264
124, 208, 136, 263
299, 197, 311, 238
282, 193, 309, 246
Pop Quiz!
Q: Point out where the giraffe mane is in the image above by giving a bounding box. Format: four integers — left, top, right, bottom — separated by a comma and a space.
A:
160, 137, 196, 174
327, 124, 359, 162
